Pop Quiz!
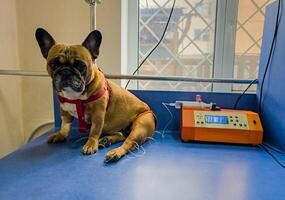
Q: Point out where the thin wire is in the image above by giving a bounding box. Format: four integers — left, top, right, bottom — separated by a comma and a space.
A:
126, 141, 146, 158
234, 79, 258, 109
258, 144, 285, 168
125, 0, 177, 89
258, 0, 282, 113
263, 143, 285, 154
256, 0, 284, 169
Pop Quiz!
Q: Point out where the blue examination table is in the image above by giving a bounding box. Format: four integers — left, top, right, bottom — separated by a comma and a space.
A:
0, 91, 284, 200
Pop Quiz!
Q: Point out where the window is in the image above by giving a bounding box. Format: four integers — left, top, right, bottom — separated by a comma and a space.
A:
233, 0, 272, 91
196, 2, 211, 17
122, 0, 273, 92
194, 29, 210, 41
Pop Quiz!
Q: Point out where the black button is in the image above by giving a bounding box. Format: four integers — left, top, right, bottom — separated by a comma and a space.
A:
239, 124, 242, 126
253, 120, 257, 124
233, 123, 237, 126
201, 122, 204, 124
197, 121, 200, 124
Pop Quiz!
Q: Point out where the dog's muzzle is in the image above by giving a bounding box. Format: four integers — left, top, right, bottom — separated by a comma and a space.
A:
53, 67, 85, 93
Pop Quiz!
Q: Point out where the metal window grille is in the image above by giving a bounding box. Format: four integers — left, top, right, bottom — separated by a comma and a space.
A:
137, 0, 273, 92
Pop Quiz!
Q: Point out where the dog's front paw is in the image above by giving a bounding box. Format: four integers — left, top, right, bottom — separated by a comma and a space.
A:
48, 132, 67, 143
81, 139, 98, 155
105, 147, 126, 163
99, 136, 112, 148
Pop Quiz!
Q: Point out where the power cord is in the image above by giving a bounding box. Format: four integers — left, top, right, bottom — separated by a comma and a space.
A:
233, 79, 258, 109
257, 0, 284, 169
125, 0, 177, 89
258, 144, 285, 168
258, 0, 282, 113
263, 142, 285, 154
234, 0, 282, 110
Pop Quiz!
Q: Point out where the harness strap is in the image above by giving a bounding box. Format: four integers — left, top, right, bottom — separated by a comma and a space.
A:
58, 82, 110, 133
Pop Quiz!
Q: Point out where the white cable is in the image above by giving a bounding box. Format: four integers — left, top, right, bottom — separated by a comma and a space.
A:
161, 102, 175, 137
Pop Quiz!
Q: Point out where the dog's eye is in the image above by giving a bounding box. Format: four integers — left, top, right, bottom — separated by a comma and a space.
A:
48, 59, 59, 70
49, 62, 57, 70
74, 61, 87, 72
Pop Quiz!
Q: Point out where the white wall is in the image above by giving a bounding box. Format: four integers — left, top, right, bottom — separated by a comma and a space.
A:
0, 0, 122, 157
0, 0, 23, 157
16, 0, 90, 140
96, 0, 121, 77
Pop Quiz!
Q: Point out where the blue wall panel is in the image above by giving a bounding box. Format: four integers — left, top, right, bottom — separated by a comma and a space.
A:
258, 1, 285, 150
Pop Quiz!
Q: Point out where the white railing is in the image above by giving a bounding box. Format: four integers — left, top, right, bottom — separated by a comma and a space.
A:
0, 69, 256, 84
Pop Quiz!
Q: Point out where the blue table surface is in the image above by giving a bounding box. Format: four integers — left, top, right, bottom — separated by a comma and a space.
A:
0, 130, 285, 200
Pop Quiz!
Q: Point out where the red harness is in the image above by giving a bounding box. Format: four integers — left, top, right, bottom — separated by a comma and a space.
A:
57, 82, 110, 133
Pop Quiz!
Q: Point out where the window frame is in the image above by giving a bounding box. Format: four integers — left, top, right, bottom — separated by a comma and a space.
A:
213, 0, 239, 92
121, 0, 139, 89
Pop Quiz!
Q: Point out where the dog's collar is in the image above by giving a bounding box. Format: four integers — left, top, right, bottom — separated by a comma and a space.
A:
57, 82, 110, 133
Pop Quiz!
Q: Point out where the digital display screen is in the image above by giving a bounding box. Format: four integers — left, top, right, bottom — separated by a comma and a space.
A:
205, 115, 228, 124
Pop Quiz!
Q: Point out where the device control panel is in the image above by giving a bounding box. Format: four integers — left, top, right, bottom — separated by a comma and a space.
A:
194, 111, 249, 130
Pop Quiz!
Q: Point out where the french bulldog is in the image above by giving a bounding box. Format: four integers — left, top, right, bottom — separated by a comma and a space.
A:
35, 28, 156, 163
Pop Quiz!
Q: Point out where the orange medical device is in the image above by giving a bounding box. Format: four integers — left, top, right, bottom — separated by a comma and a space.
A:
181, 106, 263, 145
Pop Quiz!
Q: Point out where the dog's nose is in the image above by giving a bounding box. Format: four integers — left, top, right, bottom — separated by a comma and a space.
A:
73, 80, 81, 88
61, 69, 72, 76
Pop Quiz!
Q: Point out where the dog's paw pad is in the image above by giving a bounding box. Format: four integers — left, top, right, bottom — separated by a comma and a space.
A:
81, 140, 98, 155
47, 133, 66, 143
99, 137, 111, 148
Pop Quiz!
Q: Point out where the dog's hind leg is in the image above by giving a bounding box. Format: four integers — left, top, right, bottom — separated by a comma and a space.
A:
99, 132, 125, 148
104, 112, 156, 163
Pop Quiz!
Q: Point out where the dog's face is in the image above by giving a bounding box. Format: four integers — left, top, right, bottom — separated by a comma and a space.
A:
35, 28, 102, 96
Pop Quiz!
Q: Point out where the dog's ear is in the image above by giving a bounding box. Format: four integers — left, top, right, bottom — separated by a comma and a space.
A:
82, 30, 102, 60
35, 28, 56, 59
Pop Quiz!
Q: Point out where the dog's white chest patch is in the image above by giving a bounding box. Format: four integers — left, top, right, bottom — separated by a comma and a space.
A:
60, 103, 78, 118
60, 103, 91, 123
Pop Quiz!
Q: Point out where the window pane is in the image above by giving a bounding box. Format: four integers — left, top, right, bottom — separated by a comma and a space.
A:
138, 0, 217, 91
233, 0, 273, 91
